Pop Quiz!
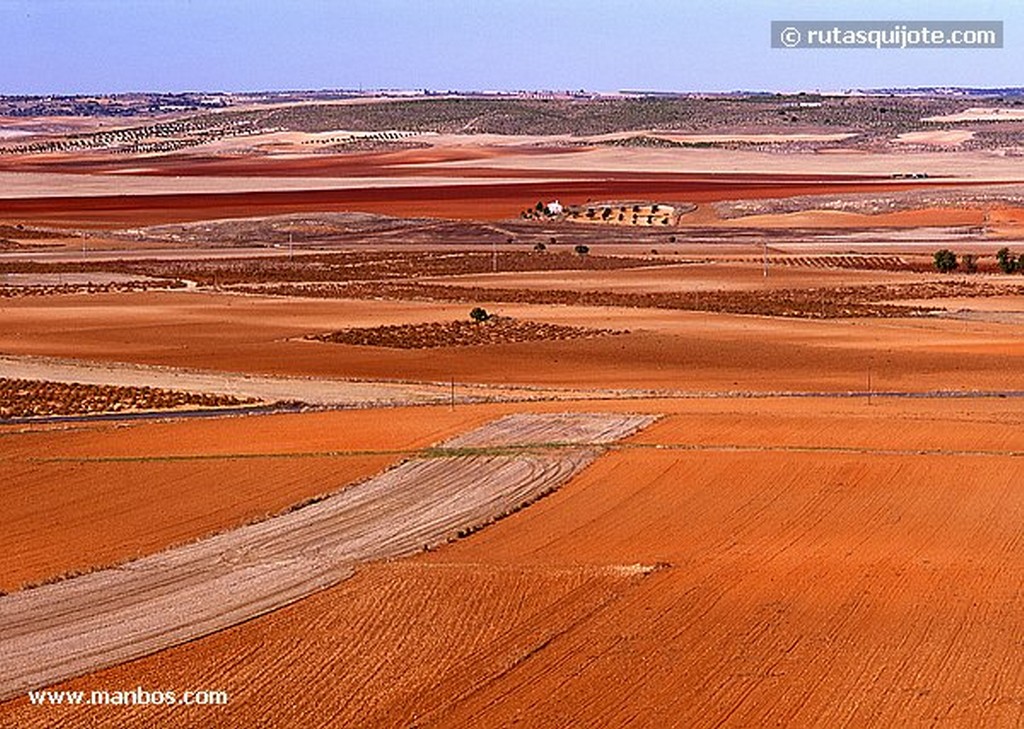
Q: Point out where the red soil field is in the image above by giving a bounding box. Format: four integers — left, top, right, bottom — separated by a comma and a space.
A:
8, 397, 1024, 726
0, 174, 974, 228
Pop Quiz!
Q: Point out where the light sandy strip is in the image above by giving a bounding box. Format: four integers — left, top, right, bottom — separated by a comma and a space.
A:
0, 354, 449, 407
0, 172, 580, 199
0, 355, 663, 410
0, 412, 656, 700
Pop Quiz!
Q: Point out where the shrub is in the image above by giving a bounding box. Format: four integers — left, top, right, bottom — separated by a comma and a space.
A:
962, 254, 978, 273
574, 244, 590, 255
469, 307, 491, 322
933, 249, 958, 273
533, 241, 546, 251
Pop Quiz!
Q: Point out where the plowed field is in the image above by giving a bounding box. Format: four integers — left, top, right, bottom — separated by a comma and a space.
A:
0, 405, 518, 592
0, 412, 653, 702
7, 399, 1024, 727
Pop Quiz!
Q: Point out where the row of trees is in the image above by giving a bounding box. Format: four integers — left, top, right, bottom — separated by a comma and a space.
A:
933, 248, 1024, 274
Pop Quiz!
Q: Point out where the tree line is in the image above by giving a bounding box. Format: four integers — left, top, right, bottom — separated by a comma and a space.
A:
933, 248, 1024, 274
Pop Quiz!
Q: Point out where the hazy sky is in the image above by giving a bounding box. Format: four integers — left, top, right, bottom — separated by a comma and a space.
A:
0, 0, 1018, 95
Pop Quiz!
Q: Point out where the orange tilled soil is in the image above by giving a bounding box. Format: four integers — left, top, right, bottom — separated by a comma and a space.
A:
3, 290, 1024, 394
0, 406, 513, 592
6, 398, 1024, 726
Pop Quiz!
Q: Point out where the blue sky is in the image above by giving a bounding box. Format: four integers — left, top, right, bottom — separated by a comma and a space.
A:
0, 0, 1017, 95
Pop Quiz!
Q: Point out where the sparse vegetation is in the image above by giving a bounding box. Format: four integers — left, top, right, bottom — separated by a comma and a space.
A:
0, 378, 257, 419
469, 307, 491, 323
308, 318, 625, 349
255, 279, 1024, 320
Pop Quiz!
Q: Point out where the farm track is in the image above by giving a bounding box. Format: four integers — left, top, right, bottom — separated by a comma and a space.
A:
0, 412, 655, 701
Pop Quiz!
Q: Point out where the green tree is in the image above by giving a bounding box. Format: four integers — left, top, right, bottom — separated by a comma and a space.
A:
996, 247, 1018, 274
469, 307, 491, 322
574, 244, 590, 256
933, 249, 958, 273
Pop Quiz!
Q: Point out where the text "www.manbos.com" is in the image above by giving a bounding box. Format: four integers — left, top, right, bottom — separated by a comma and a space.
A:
772, 21, 1003, 49
27, 686, 229, 707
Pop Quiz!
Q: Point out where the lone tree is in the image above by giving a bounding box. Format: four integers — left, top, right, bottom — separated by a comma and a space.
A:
469, 307, 491, 323
574, 244, 590, 256
933, 249, 958, 273
533, 241, 547, 251
997, 247, 1019, 274
962, 253, 978, 273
